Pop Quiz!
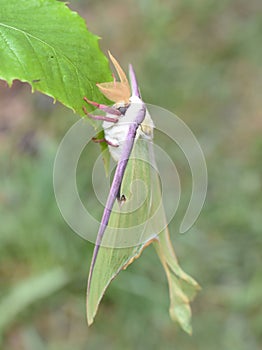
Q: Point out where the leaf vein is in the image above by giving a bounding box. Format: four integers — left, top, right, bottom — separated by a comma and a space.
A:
0, 29, 27, 76
0, 22, 91, 91
22, 32, 49, 88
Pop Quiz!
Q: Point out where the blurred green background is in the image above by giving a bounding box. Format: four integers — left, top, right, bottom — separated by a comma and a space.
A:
0, 0, 261, 349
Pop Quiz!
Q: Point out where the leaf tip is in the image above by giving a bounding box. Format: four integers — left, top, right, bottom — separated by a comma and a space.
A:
0, 77, 14, 88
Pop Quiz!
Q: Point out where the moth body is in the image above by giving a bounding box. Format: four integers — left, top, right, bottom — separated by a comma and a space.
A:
103, 95, 154, 162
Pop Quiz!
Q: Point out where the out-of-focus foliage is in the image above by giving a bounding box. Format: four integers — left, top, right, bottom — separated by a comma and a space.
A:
0, 0, 261, 349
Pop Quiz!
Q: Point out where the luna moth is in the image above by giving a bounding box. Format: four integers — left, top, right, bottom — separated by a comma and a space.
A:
83, 52, 200, 334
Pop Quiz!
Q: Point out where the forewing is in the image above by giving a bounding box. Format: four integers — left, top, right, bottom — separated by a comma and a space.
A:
87, 136, 158, 325
87, 124, 200, 334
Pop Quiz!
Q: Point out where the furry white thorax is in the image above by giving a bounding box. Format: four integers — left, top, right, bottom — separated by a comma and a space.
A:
103, 95, 154, 162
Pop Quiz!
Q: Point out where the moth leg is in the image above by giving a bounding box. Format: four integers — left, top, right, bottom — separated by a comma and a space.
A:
83, 97, 121, 116
92, 137, 106, 143
83, 106, 119, 123
92, 137, 119, 147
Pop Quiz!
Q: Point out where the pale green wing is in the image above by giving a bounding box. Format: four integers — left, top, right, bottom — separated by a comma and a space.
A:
87, 132, 200, 334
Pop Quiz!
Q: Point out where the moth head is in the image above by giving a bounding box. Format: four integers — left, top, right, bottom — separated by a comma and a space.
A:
96, 52, 131, 105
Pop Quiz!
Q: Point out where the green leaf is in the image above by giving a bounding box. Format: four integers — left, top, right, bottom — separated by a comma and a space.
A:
0, 0, 112, 115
